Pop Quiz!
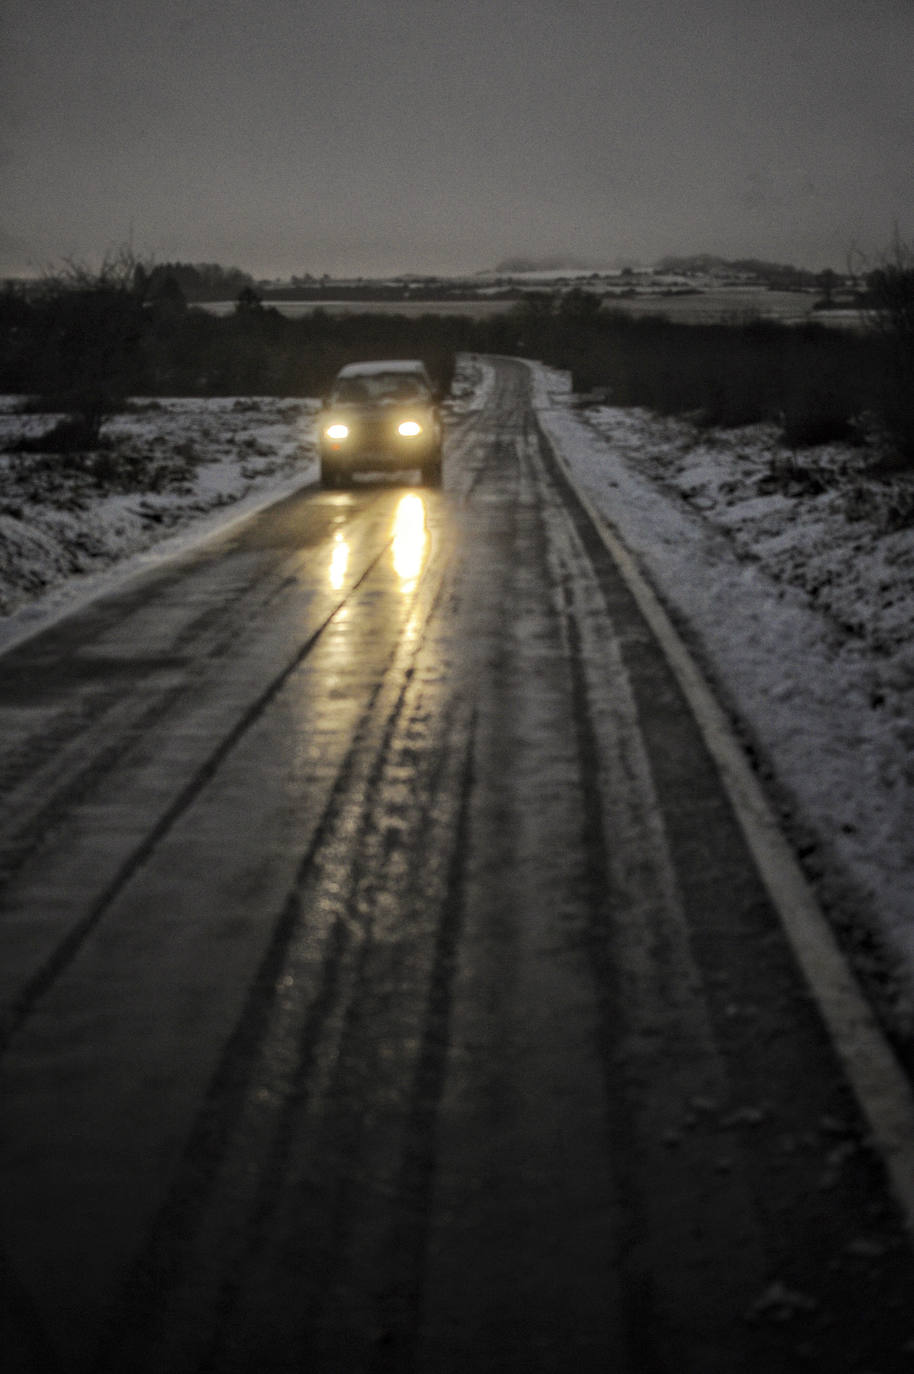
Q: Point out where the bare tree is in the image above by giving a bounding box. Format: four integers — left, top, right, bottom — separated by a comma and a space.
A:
32, 246, 151, 449
865, 235, 914, 463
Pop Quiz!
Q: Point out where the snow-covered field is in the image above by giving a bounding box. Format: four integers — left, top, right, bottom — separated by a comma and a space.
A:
1, 359, 912, 1041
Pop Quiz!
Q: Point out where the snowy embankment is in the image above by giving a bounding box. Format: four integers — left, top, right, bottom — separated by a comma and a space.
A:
529, 361, 914, 1041
0, 396, 319, 649
0, 360, 912, 1038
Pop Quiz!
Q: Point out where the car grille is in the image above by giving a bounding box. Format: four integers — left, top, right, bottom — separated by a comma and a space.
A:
357, 417, 389, 444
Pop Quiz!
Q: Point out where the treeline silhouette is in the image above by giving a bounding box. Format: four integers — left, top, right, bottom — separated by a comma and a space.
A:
0, 284, 466, 446
2, 265, 912, 464
140, 263, 256, 301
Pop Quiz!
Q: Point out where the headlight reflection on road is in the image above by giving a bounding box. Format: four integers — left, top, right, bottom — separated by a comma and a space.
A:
391, 493, 427, 590
329, 531, 350, 590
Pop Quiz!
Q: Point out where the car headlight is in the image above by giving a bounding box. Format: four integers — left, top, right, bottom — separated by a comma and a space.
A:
398, 420, 422, 437
325, 423, 349, 440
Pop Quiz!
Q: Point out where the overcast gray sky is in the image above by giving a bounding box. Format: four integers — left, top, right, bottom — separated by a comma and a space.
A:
2, 0, 911, 278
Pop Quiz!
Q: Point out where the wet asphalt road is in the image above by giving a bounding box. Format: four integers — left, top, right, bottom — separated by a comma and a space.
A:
2, 359, 914, 1372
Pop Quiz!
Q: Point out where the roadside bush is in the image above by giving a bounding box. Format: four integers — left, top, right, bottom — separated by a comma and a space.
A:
14, 251, 150, 447
780, 409, 858, 448
865, 246, 914, 464
7, 415, 112, 454
778, 323, 875, 448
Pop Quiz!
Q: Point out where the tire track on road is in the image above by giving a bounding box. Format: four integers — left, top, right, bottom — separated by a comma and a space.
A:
89, 539, 472, 1374
0, 535, 391, 1055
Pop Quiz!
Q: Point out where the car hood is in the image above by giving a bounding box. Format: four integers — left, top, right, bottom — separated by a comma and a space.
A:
323, 399, 434, 415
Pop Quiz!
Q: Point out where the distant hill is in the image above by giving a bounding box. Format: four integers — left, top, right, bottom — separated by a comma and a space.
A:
491, 253, 826, 284
656, 254, 819, 284
493, 255, 605, 274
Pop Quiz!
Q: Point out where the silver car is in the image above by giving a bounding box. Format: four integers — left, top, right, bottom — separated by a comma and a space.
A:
318, 360, 443, 488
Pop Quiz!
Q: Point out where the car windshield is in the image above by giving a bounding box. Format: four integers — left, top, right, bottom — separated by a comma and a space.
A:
333, 373, 427, 404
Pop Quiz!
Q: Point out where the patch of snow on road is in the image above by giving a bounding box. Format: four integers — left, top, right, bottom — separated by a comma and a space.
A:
448, 355, 498, 414
531, 363, 914, 1031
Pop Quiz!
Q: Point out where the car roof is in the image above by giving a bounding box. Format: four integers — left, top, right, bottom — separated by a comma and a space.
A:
335, 359, 430, 379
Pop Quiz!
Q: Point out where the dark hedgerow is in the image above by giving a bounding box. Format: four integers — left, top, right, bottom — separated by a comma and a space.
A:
505, 303, 887, 453
0, 284, 467, 417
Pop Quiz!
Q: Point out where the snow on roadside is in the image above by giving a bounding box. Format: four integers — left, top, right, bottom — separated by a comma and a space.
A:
530, 361, 914, 1034
0, 396, 318, 650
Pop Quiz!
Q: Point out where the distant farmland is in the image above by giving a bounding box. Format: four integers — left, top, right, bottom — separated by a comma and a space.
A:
201, 298, 512, 320
202, 289, 863, 328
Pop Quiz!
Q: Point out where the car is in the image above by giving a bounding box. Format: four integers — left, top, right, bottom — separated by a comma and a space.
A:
318, 360, 443, 489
